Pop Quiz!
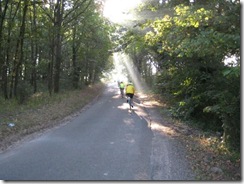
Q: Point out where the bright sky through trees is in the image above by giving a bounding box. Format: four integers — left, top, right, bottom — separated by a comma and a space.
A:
103, 0, 141, 23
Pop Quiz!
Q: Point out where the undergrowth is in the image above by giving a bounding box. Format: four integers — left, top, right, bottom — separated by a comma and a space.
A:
0, 83, 105, 151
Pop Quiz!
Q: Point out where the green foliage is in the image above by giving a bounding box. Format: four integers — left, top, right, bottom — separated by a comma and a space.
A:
0, 0, 113, 98
141, 1, 240, 151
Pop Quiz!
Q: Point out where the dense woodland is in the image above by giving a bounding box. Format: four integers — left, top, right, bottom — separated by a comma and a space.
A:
0, 0, 113, 100
0, 0, 240, 151
123, 0, 240, 151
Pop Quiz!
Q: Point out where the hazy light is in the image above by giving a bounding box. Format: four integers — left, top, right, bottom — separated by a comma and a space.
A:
112, 52, 149, 93
103, 0, 141, 23
112, 53, 128, 83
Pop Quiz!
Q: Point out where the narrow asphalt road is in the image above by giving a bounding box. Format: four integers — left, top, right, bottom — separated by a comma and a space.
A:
0, 82, 194, 180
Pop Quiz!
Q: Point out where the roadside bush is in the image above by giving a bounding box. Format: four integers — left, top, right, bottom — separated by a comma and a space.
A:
155, 63, 240, 150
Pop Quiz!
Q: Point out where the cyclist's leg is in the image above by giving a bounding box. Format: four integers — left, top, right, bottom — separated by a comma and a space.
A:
128, 94, 133, 108
122, 88, 124, 98
128, 95, 132, 110
130, 94, 134, 107
120, 88, 123, 98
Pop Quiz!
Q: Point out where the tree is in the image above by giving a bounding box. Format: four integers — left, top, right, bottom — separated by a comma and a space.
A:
0, 0, 113, 100
0, 0, 10, 99
127, 0, 240, 150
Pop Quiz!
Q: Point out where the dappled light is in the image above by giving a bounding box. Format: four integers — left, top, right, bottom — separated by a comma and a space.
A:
150, 122, 176, 136
112, 95, 119, 99
142, 98, 165, 109
133, 109, 148, 120
117, 102, 130, 110
110, 92, 121, 99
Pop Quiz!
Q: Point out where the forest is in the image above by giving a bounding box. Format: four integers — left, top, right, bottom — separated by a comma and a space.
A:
0, 0, 113, 99
0, 0, 240, 151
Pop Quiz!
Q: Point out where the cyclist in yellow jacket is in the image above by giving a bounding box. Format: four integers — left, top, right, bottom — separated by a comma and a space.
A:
125, 81, 135, 107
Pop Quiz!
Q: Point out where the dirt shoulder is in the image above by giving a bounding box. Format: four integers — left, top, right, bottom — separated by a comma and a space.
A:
137, 92, 240, 181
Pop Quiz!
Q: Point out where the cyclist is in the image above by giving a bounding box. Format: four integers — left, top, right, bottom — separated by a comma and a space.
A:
119, 81, 125, 98
125, 81, 135, 108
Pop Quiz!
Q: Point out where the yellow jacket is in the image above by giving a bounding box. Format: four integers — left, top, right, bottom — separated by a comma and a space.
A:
126, 84, 135, 94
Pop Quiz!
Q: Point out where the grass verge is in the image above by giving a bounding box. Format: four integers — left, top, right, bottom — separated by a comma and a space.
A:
146, 93, 241, 181
0, 83, 105, 151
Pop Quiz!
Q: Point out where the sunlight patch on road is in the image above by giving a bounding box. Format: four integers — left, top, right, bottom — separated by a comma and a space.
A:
150, 122, 177, 136
112, 94, 121, 99
143, 100, 165, 108
134, 108, 149, 120
117, 103, 129, 110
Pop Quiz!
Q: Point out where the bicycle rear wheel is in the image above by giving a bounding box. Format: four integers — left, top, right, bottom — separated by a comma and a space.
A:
128, 97, 132, 110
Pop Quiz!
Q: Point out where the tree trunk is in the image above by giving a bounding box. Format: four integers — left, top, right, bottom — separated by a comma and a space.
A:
72, 28, 79, 89
13, 0, 28, 97
30, 0, 38, 93
0, 0, 9, 99
48, 45, 54, 95
53, 0, 64, 93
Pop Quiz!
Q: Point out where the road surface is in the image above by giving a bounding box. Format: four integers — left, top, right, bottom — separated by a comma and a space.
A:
0, 82, 194, 180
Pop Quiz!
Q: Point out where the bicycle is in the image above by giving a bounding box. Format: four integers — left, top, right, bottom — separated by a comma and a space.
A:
127, 96, 133, 110
120, 88, 124, 98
